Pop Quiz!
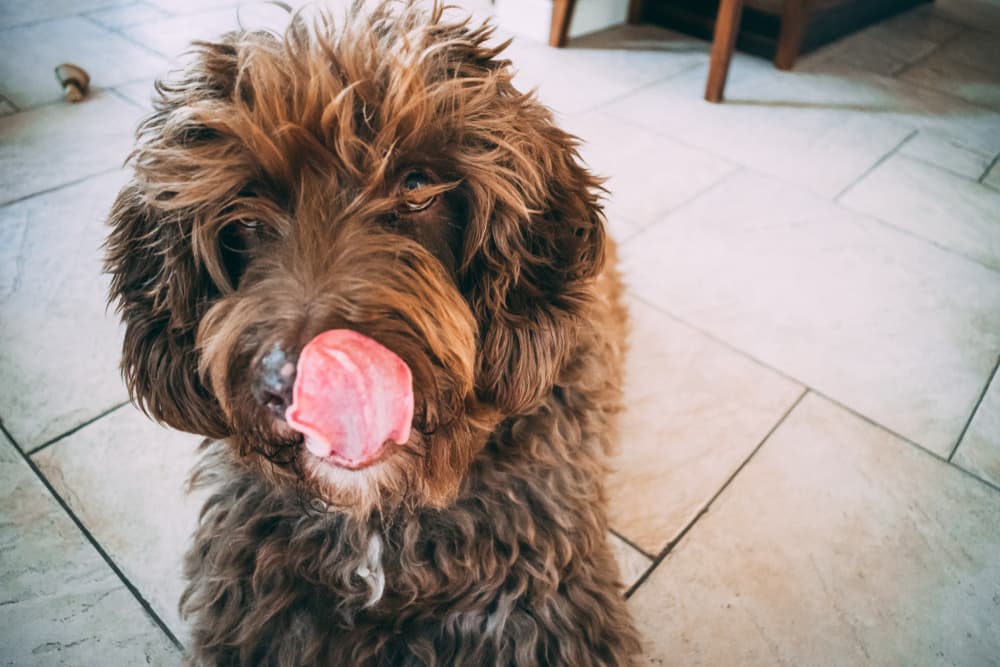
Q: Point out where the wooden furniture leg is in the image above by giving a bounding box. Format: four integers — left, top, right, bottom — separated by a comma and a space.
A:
627, 0, 646, 25
705, 0, 745, 103
549, 0, 576, 48
775, 0, 809, 70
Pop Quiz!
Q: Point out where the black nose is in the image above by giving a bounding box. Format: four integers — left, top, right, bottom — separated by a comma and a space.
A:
253, 344, 297, 418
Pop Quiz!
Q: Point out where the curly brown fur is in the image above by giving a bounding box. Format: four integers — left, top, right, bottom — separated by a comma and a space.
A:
105, 1, 640, 664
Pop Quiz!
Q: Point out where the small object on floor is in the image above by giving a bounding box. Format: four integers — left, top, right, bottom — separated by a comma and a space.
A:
54, 63, 90, 102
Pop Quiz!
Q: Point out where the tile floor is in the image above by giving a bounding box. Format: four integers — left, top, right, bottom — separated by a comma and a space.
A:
1, 1, 998, 664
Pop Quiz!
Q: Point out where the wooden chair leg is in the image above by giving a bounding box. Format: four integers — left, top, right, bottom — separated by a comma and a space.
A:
705, 0, 745, 103
775, 0, 809, 70
549, 0, 576, 48
627, 0, 646, 25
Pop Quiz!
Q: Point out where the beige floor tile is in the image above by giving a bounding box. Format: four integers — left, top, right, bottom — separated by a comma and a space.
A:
899, 31, 1000, 111
0, 16, 168, 109
34, 406, 206, 643
840, 154, 1000, 271
608, 299, 803, 554
603, 58, 915, 198
620, 170, 1000, 456
897, 130, 994, 180
113, 78, 157, 112
122, 7, 257, 59
0, 92, 142, 205
0, 434, 179, 665
608, 533, 651, 590
628, 393, 1000, 666
936, 0, 1000, 33
145, 0, 239, 13
808, 23, 939, 76
878, 4, 966, 42
85, 1, 171, 30
984, 159, 1000, 190
953, 368, 1000, 488
0, 171, 130, 449
563, 112, 735, 229
505, 24, 706, 116
0, 0, 131, 30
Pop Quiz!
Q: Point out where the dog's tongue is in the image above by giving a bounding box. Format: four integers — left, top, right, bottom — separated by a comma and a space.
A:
285, 330, 413, 469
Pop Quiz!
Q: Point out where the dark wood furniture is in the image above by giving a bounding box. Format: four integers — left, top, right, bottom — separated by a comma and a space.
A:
550, 0, 928, 102
550, 0, 810, 102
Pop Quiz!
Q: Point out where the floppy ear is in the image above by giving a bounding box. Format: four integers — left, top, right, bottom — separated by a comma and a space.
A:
107, 183, 231, 438
105, 40, 247, 438
462, 109, 607, 416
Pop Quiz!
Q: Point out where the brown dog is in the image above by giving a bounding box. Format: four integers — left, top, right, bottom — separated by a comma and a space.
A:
105, 2, 640, 664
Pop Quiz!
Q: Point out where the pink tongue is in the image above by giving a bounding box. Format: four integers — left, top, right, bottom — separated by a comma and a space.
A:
285, 329, 414, 469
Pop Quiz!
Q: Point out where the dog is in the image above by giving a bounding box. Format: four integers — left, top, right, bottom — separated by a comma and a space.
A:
105, 2, 640, 664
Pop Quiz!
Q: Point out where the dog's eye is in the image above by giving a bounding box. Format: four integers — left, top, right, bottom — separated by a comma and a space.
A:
400, 170, 436, 212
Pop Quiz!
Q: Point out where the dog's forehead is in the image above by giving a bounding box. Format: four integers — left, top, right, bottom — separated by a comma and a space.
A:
206, 9, 509, 187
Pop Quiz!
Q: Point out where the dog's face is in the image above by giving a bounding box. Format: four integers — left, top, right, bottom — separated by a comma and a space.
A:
106, 2, 605, 515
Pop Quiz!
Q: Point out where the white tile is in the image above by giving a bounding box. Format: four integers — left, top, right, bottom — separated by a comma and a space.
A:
620, 170, 1000, 456
0, 435, 180, 665
608, 299, 802, 554
629, 394, 1000, 665
0, 16, 168, 108
603, 59, 916, 198
122, 6, 282, 59
808, 23, 938, 76
878, 4, 966, 43
953, 369, 1000, 488
113, 78, 157, 112
0, 92, 141, 205
899, 31, 1000, 111
33, 406, 205, 643
85, 1, 170, 29
984, 158, 1000, 190
0, 171, 130, 449
504, 24, 706, 116
608, 533, 651, 590
841, 154, 1000, 271
0, 0, 132, 30
563, 111, 736, 229
898, 130, 994, 180
145, 0, 239, 13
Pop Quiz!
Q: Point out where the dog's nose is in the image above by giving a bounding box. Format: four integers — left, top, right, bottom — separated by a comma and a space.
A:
253, 344, 297, 418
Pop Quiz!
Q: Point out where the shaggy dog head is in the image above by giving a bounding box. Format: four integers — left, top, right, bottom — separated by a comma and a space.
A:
106, 1, 605, 517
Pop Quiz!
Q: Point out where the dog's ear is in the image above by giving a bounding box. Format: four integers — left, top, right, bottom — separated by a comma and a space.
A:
106, 184, 230, 438
105, 41, 246, 438
462, 108, 607, 416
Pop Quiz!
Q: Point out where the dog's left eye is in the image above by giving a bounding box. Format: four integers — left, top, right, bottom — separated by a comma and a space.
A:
400, 171, 436, 212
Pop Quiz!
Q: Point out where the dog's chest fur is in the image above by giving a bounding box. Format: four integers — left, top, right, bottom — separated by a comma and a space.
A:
181, 290, 632, 666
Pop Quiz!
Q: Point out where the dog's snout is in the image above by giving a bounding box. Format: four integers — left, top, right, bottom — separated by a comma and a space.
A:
253, 344, 297, 418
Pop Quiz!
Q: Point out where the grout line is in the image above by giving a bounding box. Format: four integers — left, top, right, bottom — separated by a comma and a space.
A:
27, 402, 131, 456
0, 1, 130, 31
608, 527, 656, 561
581, 60, 706, 117
979, 153, 1000, 185
893, 29, 965, 79
833, 129, 917, 202
624, 389, 809, 599
947, 354, 1000, 462
834, 197, 1000, 276
625, 292, 1000, 494
0, 167, 123, 209
619, 167, 744, 244
0, 422, 184, 652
